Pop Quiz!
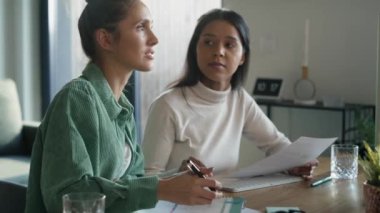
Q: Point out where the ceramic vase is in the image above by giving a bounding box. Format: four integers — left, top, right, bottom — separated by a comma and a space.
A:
363, 181, 380, 213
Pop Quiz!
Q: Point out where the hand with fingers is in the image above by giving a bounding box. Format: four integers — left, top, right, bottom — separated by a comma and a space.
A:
179, 156, 214, 177
157, 172, 223, 205
287, 159, 319, 180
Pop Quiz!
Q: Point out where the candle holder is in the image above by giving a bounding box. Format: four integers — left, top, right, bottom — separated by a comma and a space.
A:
293, 66, 316, 105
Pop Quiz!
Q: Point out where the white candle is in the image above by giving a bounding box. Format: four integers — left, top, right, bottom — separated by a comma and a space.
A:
303, 19, 310, 67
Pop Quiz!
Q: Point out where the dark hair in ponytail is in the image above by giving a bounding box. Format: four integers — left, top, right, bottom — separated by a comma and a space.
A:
78, 0, 137, 60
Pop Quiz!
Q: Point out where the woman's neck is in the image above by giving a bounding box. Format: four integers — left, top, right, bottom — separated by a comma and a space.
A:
94, 59, 133, 101
200, 78, 231, 91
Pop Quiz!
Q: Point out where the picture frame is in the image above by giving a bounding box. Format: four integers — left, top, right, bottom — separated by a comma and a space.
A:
252, 78, 283, 99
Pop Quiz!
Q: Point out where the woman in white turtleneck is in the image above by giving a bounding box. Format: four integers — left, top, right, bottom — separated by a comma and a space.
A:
142, 8, 317, 177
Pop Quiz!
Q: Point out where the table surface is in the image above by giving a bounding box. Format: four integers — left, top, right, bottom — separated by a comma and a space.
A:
229, 157, 366, 213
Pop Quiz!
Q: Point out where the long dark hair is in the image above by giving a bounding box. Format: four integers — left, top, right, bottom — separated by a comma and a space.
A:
173, 8, 251, 90
78, 0, 137, 61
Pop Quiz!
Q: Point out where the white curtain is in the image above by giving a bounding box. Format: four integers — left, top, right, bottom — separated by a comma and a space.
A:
376, 13, 380, 145
0, 0, 87, 121
0, 0, 222, 124
140, 0, 222, 137
0, 0, 41, 121
47, 0, 87, 101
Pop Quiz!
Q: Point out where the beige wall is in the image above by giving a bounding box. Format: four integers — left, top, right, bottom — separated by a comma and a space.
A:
223, 0, 379, 105
222, 0, 380, 165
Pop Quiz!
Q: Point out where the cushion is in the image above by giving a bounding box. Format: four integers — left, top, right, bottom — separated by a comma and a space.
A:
0, 156, 30, 186
0, 79, 22, 154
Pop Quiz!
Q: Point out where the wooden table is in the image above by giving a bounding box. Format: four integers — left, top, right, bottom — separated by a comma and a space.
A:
230, 157, 366, 213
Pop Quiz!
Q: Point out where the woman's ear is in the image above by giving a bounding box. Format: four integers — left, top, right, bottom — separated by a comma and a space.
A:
94, 29, 114, 51
239, 53, 246, 65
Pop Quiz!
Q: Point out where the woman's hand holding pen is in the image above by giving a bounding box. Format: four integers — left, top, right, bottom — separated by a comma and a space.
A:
157, 171, 223, 205
157, 156, 223, 205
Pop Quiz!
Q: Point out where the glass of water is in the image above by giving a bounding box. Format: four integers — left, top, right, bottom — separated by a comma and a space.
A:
330, 144, 358, 180
62, 192, 105, 213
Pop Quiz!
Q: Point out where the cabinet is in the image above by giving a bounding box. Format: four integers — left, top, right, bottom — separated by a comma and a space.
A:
256, 99, 375, 143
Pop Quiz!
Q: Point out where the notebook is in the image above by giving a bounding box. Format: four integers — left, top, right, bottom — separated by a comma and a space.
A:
219, 173, 302, 192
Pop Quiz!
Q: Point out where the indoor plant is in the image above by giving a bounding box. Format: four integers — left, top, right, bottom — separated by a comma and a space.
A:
359, 141, 380, 213
351, 109, 375, 157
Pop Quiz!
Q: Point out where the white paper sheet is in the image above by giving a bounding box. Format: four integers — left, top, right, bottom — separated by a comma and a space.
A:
226, 137, 337, 178
135, 197, 258, 213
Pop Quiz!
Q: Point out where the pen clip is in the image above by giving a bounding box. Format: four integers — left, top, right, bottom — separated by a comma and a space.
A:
186, 160, 205, 178
186, 159, 216, 191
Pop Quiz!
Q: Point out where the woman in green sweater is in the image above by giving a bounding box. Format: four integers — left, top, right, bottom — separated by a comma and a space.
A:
25, 0, 222, 212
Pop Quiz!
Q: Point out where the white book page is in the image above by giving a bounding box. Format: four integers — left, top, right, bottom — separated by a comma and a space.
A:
225, 137, 337, 178
135, 197, 259, 213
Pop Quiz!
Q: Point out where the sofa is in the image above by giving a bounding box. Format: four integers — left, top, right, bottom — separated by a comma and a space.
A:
0, 121, 38, 186
0, 79, 39, 212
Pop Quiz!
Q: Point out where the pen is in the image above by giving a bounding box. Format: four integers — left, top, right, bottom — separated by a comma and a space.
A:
310, 176, 332, 187
186, 159, 215, 191
186, 159, 207, 178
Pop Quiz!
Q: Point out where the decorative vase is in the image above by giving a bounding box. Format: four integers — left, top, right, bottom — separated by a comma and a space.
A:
363, 181, 380, 213
293, 66, 316, 105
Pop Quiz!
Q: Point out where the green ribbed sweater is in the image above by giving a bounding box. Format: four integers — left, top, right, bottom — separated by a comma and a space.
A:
25, 63, 159, 213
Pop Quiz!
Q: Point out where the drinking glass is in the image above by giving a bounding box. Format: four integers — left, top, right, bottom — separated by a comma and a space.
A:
330, 144, 358, 179
62, 192, 105, 213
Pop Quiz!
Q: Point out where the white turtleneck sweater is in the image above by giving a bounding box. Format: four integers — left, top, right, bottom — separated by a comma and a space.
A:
142, 82, 291, 174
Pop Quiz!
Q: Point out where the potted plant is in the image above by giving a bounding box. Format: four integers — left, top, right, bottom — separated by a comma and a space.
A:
358, 141, 380, 213
350, 109, 375, 157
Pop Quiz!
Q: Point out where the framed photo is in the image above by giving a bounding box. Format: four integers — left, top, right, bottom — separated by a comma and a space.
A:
252, 78, 283, 99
